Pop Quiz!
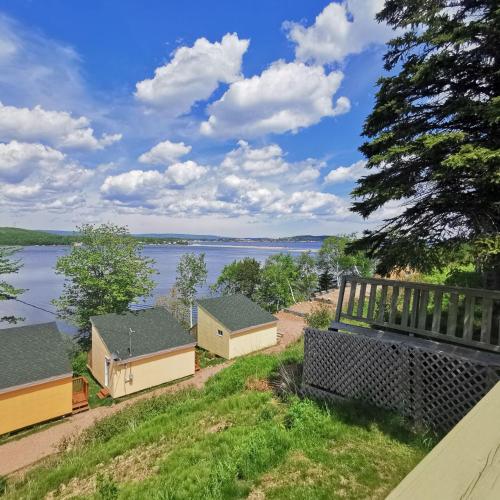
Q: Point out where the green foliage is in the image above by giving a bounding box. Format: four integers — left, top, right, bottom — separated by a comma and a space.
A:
211, 257, 261, 299
295, 251, 318, 300
304, 304, 334, 330
318, 235, 373, 290
0, 475, 6, 496
52, 223, 157, 341
0, 246, 25, 324
95, 473, 118, 499
256, 254, 299, 312
175, 253, 208, 307
350, 1, 499, 284
4, 342, 433, 500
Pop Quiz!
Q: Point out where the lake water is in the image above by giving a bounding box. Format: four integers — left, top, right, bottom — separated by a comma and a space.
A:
0, 241, 320, 332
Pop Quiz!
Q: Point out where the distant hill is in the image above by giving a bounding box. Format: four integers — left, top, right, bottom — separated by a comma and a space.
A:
43, 230, 221, 241
0, 228, 188, 246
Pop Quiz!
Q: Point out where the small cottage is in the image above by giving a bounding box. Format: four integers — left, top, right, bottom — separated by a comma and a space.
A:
196, 294, 278, 359
0, 322, 73, 435
89, 308, 196, 398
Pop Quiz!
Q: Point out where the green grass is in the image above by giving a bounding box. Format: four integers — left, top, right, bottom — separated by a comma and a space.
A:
3, 341, 435, 499
196, 347, 226, 369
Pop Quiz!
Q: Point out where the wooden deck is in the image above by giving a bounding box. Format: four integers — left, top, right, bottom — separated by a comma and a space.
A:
72, 376, 89, 413
389, 381, 500, 499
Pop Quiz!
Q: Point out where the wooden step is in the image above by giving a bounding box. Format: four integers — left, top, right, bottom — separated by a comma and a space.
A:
97, 387, 110, 400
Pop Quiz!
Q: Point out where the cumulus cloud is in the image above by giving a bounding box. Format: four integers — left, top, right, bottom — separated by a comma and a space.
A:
0, 140, 65, 182
138, 140, 191, 165
135, 33, 249, 116
200, 61, 350, 138
221, 141, 288, 177
0, 102, 122, 150
284, 0, 393, 65
101, 161, 208, 201
324, 159, 368, 184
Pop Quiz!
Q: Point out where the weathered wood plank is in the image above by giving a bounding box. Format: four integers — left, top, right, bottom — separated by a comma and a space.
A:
463, 295, 475, 341
417, 290, 429, 330
401, 287, 412, 328
480, 298, 493, 344
378, 285, 388, 322
357, 283, 367, 318
447, 292, 459, 337
431, 291, 443, 333
367, 284, 377, 320
334, 277, 346, 322
410, 289, 420, 328
389, 286, 400, 325
346, 281, 357, 316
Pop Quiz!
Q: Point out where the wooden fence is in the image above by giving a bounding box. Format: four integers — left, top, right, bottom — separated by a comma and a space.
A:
334, 276, 500, 353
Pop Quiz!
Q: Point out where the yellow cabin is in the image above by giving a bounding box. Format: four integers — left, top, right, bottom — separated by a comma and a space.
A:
0, 322, 73, 435
89, 308, 196, 399
196, 294, 278, 359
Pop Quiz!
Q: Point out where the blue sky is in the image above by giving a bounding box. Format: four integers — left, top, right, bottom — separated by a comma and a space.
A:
0, 0, 397, 237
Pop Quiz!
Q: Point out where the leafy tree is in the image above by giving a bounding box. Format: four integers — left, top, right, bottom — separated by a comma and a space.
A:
256, 254, 299, 312
53, 224, 156, 342
211, 257, 261, 299
175, 253, 208, 326
0, 246, 24, 324
350, 0, 500, 287
295, 251, 318, 299
155, 286, 190, 329
317, 236, 373, 290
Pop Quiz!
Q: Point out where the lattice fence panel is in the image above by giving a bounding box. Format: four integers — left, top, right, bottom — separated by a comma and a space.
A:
302, 328, 500, 431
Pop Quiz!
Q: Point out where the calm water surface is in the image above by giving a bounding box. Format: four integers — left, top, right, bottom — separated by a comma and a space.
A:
1, 241, 320, 332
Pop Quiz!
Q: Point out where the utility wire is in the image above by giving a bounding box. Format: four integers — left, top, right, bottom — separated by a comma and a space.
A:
2, 295, 58, 316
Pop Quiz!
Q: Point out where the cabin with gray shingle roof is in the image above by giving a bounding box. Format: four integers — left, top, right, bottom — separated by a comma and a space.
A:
89, 308, 195, 398
196, 294, 278, 359
0, 322, 73, 435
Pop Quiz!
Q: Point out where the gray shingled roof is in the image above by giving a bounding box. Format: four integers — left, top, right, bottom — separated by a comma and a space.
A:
0, 322, 72, 391
197, 294, 277, 333
91, 308, 194, 360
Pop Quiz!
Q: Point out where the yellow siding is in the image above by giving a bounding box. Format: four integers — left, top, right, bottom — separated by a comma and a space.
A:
0, 377, 73, 435
196, 307, 230, 358
89, 325, 110, 388
229, 324, 278, 358
389, 381, 500, 500
109, 347, 195, 398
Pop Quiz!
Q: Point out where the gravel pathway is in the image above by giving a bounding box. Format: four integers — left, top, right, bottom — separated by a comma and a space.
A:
0, 311, 305, 476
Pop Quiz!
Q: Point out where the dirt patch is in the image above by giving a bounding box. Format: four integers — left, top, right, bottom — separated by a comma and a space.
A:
45, 439, 169, 499
246, 378, 272, 392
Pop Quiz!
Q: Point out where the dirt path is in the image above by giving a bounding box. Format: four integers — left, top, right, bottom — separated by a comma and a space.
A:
0, 311, 305, 476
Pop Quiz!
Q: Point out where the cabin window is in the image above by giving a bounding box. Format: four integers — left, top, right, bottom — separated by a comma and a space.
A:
216, 329, 223, 337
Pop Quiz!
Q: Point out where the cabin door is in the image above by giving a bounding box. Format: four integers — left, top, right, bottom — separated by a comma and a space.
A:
104, 356, 110, 387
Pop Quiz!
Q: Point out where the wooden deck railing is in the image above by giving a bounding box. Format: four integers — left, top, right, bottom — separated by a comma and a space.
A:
72, 376, 89, 412
334, 276, 500, 353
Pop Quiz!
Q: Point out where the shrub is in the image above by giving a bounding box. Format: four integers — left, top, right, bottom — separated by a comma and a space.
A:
304, 303, 333, 329
0, 475, 7, 496
96, 473, 118, 499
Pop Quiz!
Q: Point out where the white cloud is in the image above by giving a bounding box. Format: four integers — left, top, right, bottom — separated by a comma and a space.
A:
221, 140, 289, 177
0, 140, 65, 182
135, 33, 249, 116
200, 61, 350, 138
3, 183, 42, 200
101, 161, 207, 201
138, 140, 191, 165
0, 102, 122, 150
290, 164, 322, 184
324, 159, 368, 184
285, 0, 393, 65
164, 161, 207, 187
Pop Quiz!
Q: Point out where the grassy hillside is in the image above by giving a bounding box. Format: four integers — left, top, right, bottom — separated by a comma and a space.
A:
3, 342, 434, 499
0, 227, 187, 246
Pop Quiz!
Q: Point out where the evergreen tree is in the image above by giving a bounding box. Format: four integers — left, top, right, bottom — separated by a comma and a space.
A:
0, 246, 25, 324
350, 0, 500, 287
